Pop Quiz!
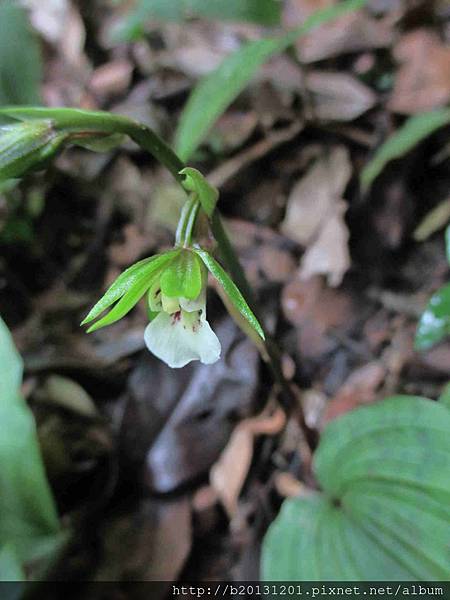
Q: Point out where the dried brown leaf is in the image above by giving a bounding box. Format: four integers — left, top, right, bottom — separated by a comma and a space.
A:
283, 0, 393, 62
281, 146, 352, 286
389, 29, 450, 114
306, 71, 376, 121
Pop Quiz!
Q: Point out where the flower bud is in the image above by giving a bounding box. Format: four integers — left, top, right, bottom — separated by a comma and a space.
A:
0, 119, 67, 180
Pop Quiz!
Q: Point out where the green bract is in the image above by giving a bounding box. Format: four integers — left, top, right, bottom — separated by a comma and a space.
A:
82, 246, 264, 368
180, 167, 218, 217
0, 119, 67, 180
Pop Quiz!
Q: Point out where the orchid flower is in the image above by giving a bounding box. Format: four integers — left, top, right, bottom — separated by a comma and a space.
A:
82, 247, 264, 369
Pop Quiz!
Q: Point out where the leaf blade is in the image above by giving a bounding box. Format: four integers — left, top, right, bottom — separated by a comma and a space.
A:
262, 396, 450, 581
0, 318, 61, 566
175, 0, 368, 160
414, 283, 450, 350
114, 0, 281, 42
0, 1, 42, 105
361, 108, 450, 192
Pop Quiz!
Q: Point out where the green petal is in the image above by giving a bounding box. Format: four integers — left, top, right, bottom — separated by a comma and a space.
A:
160, 249, 203, 300
193, 248, 265, 340
81, 250, 179, 326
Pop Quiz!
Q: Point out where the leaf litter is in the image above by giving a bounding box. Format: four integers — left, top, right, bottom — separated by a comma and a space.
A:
1, 0, 450, 588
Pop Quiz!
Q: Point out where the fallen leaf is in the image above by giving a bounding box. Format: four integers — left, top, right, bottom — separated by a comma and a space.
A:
299, 199, 351, 286
322, 361, 386, 424
210, 408, 286, 517
23, 0, 69, 44
225, 219, 298, 290
282, 146, 351, 245
89, 59, 134, 100
208, 121, 303, 189
305, 71, 376, 121
273, 472, 312, 498
283, 0, 393, 62
389, 29, 450, 114
281, 146, 352, 285
95, 498, 191, 586
140, 319, 260, 493
210, 110, 259, 153
282, 276, 356, 359
210, 426, 253, 519
38, 374, 98, 419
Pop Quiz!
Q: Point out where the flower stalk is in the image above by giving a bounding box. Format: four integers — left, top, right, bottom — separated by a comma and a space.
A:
0, 106, 316, 447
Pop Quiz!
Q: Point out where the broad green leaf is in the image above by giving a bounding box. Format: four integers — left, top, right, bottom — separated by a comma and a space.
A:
174, 0, 368, 160
113, 0, 281, 42
0, 2, 42, 105
160, 250, 203, 300
414, 283, 450, 350
361, 108, 450, 192
262, 396, 450, 581
446, 225, 450, 265
438, 382, 450, 410
193, 248, 265, 339
82, 251, 179, 326
0, 544, 25, 583
0, 318, 60, 566
180, 168, 218, 217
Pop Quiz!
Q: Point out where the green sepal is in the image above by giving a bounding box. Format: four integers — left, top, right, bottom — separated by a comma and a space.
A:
0, 120, 67, 181
160, 249, 203, 300
82, 250, 179, 330
86, 275, 155, 333
179, 167, 218, 217
414, 282, 450, 350
193, 247, 265, 340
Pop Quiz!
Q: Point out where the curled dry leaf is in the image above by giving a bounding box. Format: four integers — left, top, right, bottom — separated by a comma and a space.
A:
210, 408, 286, 518
389, 29, 450, 114
281, 146, 352, 286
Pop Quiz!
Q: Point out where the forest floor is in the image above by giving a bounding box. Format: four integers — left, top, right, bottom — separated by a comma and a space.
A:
1, 0, 449, 593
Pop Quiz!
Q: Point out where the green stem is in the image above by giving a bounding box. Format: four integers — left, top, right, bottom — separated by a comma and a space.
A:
1, 106, 315, 447
175, 196, 200, 247
123, 117, 316, 447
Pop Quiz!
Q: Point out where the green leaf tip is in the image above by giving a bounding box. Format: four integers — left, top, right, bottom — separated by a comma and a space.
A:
179, 167, 218, 217
193, 248, 265, 341
174, 0, 369, 160
361, 108, 450, 192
